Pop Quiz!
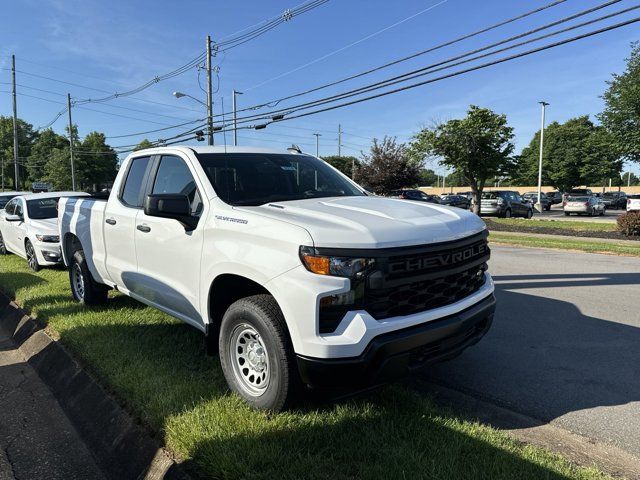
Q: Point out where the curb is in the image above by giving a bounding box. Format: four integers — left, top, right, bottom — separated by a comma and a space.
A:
0, 292, 190, 480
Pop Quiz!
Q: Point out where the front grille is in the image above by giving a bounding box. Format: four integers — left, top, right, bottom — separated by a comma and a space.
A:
364, 262, 487, 319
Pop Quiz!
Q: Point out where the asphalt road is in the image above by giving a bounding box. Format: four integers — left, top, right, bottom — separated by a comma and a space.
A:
0, 331, 105, 479
425, 245, 640, 459
533, 204, 624, 222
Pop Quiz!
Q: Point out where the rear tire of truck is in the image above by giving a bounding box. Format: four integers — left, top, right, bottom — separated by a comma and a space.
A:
69, 249, 109, 305
219, 294, 300, 411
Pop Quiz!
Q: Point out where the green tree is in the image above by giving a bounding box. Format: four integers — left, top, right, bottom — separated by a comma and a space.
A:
409, 106, 514, 214
355, 137, 421, 193
515, 116, 621, 192
418, 168, 438, 186
0, 116, 38, 189
26, 128, 67, 184
42, 147, 73, 191
322, 155, 360, 178
134, 138, 154, 151
599, 42, 640, 164
79, 131, 118, 190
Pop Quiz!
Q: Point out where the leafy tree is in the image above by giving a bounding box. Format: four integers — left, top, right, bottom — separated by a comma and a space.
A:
0, 116, 37, 189
409, 106, 514, 213
355, 137, 421, 193
42, 147, 73, 191
79, 131, 117, 190
599, 42, 640, 164
619, 171, 640, 186
323, 155, 360, 178
515, 116, 621, 192
134, 139, 154, 151
26, 128, 67, 184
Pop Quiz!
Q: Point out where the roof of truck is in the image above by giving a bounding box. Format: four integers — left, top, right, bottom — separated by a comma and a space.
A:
132, 145, 312, 156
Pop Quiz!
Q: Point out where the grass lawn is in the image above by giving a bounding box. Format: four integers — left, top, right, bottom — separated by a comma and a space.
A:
0, 254, 611, 480
490, 232, 640, 257
487, 218, 617, 232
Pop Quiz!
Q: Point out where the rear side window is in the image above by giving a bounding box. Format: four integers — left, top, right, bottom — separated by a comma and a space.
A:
152, 155, 203, 216
121, 156, 152, 207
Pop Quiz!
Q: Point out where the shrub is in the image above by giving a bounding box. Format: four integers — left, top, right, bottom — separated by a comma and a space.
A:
617, 211, 640, 236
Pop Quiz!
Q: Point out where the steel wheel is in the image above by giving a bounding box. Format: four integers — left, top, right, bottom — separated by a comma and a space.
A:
25, 241, 39, 271
71, 262, 85, 300
229, 323, 270, 397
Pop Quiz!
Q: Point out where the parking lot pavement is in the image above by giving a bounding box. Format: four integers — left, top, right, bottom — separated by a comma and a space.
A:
424, 245, 640, 459
533, 204, 623, 222
0, 331, 105, 480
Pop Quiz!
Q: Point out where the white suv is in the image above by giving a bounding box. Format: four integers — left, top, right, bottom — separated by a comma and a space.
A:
59, 146, 495, 410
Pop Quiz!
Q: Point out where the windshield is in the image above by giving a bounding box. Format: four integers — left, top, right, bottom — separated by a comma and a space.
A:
196, 153, 364, 206
481, 192, 499, 199
26, 197, 60, 219
567, 196, 589, 202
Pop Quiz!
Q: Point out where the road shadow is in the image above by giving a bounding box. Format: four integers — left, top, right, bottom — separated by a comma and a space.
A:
423, 271, 640, 427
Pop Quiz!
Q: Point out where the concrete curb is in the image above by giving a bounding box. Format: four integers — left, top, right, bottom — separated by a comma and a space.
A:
0, 292, 190, 480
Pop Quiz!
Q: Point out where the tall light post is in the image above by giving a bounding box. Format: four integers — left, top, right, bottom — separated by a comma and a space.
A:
232, 90, 243, 146
11, 54, 19, 190
536, 101, 549, 212
313, 133, 321, 157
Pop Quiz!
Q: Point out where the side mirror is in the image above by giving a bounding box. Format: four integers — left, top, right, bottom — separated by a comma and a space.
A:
144, 194, 197, 230
5, 214, 21, 222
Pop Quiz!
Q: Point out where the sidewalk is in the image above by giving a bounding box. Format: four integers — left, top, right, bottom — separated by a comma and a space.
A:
0, 330, 105, 480
490, 230, 640, 246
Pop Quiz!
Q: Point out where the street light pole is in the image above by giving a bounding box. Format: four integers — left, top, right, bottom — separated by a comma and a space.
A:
338, 124, 342, 156
232, 90, 242, 146
67, 93, 76, 191
11, 55, 19, 190
313, 133, 321, 157
536, 101, 549, 211
206, 35, 214, 146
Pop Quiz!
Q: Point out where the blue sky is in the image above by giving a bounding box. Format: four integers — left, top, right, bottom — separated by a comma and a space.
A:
2, 0, 639, 175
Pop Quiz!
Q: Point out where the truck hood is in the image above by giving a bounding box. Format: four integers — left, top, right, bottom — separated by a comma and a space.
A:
28, 218, 58, 235
237, 196, 486, 249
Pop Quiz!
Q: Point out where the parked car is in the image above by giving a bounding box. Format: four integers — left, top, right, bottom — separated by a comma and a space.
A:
522, 192, 551, 211
389, 189, 441, 204
563, 188, 592, 202
563, 195, 606, 216
601, 191, 627, 209
0, 191, 29, 210
59, 146, 496, 411
627, 194, 640, 212
440, 194, 471, 209
458, 191, 475, 201
0, 192, 88, 270
545, 191, 563, 205
479, 191, 533, 218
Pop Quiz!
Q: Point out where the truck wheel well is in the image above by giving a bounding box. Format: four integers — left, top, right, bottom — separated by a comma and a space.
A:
206, 274, 271, 355
63, 233, 82, 263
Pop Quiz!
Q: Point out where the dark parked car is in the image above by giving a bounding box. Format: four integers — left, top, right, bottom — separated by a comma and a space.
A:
522, 192, 551, 211
546, 191, 563, 205
480, 190, 533, 218
440, 194, 471, 209
388, 189, 441, 203
601, 191, 627, 209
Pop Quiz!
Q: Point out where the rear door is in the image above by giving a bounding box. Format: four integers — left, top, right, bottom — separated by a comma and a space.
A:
103, 155, 154, 292
133, 154, 206, 329
1, 199, 19, 251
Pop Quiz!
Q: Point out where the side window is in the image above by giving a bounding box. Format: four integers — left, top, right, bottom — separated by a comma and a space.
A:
4, 199, 15, 215
120, 156, 152, 208
152, 155, 203, 216
15, 201, 23, 217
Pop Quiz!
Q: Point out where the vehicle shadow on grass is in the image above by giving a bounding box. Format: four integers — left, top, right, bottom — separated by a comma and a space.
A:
423, 272, 640, 432
0, 271, 46, 296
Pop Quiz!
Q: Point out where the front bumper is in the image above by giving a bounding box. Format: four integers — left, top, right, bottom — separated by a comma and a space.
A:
296, 294, 495, 388
34, 242, 62, 265
479, 205, 505, 216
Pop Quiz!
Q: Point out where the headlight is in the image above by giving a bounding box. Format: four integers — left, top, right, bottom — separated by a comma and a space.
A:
35, 234, 59, 243
299, 246, 374, 278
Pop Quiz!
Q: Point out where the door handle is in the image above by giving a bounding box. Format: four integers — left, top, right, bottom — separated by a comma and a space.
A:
136, 224, 151, 233
105, 218, 117, 225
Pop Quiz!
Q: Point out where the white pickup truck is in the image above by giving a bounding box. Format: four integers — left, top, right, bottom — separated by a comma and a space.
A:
59, 146, 495, 410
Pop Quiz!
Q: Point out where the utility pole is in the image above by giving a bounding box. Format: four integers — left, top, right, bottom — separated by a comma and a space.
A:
313, 133, 321, 157
67, 93, 76, 191
338, 124, 342, 156
536, 101, 549, 212
206, 35, 214, 146
11, 55, 19, 190
232, 89, 242, 146
628, 171, 632, 187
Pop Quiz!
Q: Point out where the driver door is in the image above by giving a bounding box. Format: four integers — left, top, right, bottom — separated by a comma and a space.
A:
1, 199, 19, 252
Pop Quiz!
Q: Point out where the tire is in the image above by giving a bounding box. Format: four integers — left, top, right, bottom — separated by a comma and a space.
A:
526, 209, 533, 219
0, 231, 7, 255
504, 209, 512, 218
219, 294, 300, 411
69, 249, 109, 305
564, 212, 570, 216
600, 208, 605, 216
25, 240, 40, 272
546, 205, 551, 211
